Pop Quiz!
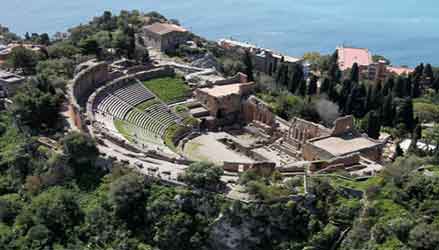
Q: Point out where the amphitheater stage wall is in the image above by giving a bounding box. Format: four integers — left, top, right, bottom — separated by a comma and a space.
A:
223, 161, 275, 176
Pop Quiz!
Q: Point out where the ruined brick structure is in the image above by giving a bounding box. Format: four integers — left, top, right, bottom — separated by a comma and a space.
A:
302, 116, 384, 162
194, 81, 255, 126
223, 161, 275, 176
285, 117, 331, 149
242, 96, 276, 128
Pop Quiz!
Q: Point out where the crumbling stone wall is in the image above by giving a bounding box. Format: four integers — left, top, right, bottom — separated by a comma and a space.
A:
71, 61, 110, 108
331, 115, 356, 137
223, 161, 275, 176
242, 96, 275, 128
308, 153, 360, 172
286, 117, 331, 148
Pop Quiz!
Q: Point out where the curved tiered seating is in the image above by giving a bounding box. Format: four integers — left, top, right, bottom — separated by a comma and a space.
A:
96, 94, 132, 120
113, 82, 154, 107
91, 80, 181, 144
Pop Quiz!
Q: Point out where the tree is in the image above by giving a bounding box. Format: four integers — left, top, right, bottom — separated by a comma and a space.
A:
381, 94, 395, 126
382, 77, 394, 96
243, 50, 254, 82
178, 162, 223, 190
395, 98, 415, 131
79, 37, 101, 59
61, 132, 99, 167
11, 84, 62, 133
423, 63, 434, 84
48, 41, 81, 59
319, 78, 331, 95
408, 223, 439, 250
39, 33, 51, 46
6, 46, 39, 74
154, 212, 195, 250
393, 77, 407, 98
307, 75, 318, 96
328, 50, 341, 82
296, 80, 307, 96
275, 63, 289, 88
350, 63, 360, 83
432, 73, 439, 93
109, 173, 147, 226
366, 111, 382, 139
338, 79, 352, 112
134, 46, 150, 64
288, 63, 304, 93
20, 187, 83, 241
345, 83, 367, 118
411, 76, 421, 98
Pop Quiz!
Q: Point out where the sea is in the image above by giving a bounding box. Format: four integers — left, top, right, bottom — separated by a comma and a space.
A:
1, 0, 439, 67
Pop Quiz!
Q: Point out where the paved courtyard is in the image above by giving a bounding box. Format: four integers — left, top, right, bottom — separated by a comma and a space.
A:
182, 132, 255, 164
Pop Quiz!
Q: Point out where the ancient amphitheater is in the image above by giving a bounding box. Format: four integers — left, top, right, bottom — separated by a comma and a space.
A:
69, 60, 189, 156
68, 59, 384, 181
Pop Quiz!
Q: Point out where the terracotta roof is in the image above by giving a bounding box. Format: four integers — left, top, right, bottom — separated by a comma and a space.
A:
337, 46, 373, 71
144, 23, 187, 35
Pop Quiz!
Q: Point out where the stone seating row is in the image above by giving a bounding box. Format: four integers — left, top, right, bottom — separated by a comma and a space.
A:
112, 82, 154, 107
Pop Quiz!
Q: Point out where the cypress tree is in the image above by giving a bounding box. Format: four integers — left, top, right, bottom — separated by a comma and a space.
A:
382, 78, 394, 97
372, 81, 383, 109
424, 63, 434, 84
296, 80, 307, 96
328, 50, 341, 82
381, 94, 395, 127
345, 83, 367, 118
433, 74, 439, 93
243, 50, 254, 81
365, 84, 374, 112
411, 77, 421, 98
350, 63, 360, 83
339, 79, 352, 110
395, 98, 415, 131
289, 63, 304, 93
393, 77, 407, 98
320, 78, 331, 95
307, 75, 318, 96
366, 111, 382, 139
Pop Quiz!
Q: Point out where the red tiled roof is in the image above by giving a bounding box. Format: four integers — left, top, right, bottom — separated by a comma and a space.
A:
144, 22, 187, 35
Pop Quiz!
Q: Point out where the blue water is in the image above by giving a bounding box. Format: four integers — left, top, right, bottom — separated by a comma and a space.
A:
1, 0, 439, 66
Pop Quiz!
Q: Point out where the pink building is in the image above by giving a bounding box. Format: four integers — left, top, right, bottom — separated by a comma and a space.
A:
337, 46, 373, 71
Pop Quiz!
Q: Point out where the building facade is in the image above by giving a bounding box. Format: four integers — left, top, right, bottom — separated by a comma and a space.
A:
141, 23, 190, 53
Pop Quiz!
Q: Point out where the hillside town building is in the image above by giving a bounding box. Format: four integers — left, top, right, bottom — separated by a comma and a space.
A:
336, 45, 414, 82
218, 38, 307, 76
141, 22, 190, 52
0, 70, 25, 97
0, 43, 44, 64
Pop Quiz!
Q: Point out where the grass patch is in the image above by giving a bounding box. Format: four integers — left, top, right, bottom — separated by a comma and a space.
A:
114, 119, 133, 142
135, 99, 160, 111
143, 77, 190, 103
316, 175, 384, 192
164, 124, 189, 152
